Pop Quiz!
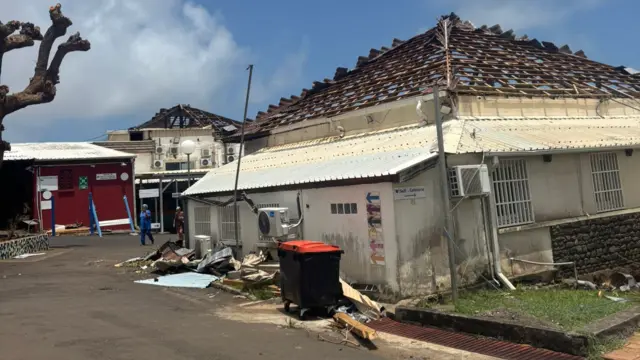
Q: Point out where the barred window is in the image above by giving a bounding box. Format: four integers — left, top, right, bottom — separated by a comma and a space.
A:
59, 169, 73, 190
590, 152, 624, 212
193, 206, 211, 236
219, 205, 240, 242
492, 159, 534, 227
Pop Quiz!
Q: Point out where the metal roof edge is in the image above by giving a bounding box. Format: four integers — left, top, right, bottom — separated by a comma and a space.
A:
485, 143, 640, 156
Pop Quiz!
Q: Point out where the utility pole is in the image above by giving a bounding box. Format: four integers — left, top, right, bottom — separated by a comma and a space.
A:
433, 86, 459, 303
233, 64, 254, 249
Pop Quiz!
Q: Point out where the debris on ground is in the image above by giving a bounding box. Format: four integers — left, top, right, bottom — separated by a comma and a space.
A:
333, 312, 378, 341
134, 272, 219, 288
13, 252, 46, 259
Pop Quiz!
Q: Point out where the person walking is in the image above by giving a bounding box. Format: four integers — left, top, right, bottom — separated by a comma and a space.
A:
139, 204, 154, 246
174, 206, 185, 246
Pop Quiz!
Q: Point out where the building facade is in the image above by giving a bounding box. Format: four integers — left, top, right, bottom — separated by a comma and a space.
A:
2, 142, 135, 233
95, 104, 243, 232
181, 14, 640, 295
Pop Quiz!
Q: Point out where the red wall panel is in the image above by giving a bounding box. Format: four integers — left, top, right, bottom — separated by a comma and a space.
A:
37, 162, 134, 231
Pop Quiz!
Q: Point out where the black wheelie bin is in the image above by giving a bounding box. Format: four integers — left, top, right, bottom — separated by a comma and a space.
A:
278, 240, 344, 319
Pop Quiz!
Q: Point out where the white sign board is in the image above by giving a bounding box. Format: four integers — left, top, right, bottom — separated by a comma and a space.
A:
41, 200, 52, 210
38, 176, 58, 191
393, 186, 426, 200
139, 188, 160, 199
96, 173, 117, 181
172, 192, 181, 198
151, 223, 161, 230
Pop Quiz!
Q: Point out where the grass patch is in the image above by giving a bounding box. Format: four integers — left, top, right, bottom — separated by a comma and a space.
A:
430, 288, 633, 331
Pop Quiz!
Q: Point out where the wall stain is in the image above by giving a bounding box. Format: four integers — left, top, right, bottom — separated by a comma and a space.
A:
322, 232, 385, 284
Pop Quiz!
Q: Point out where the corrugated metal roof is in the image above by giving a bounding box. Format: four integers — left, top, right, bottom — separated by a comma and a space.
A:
137, 169, 211, 177
5, 142, 135, 161
183, 125, 440, 195
454, 115, 640, 154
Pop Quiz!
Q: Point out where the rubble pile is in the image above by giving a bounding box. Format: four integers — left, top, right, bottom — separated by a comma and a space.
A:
562, 270, 640, 293
116, 240, 280, 296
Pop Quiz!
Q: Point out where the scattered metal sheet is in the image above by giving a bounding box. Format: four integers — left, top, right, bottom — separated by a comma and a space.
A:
134, 273, 218, 289
13, 253, 46, 259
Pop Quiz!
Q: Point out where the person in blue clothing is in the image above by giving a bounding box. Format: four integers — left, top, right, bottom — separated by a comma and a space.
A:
139, 204, 154, 246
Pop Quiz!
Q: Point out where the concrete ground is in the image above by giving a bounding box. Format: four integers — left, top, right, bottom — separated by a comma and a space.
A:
0, 235, 489, 360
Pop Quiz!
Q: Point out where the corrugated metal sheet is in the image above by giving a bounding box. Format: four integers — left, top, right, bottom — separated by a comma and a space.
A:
454, 115, 640, 154
183, 125, 440, 195
5, 142, 135, 161
137, 169, 211, 177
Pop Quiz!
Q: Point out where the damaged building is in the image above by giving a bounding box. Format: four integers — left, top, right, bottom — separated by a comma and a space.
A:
181, 13, 640, 296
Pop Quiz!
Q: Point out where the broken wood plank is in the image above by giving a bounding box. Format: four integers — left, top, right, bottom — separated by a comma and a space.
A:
333, 313, 377, 341
222, 278, 246, 287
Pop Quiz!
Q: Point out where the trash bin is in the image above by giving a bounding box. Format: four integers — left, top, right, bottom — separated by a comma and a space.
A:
278, 240, 344, 318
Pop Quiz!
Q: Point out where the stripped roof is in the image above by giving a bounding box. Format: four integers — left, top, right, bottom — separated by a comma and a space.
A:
240, 13, 640, 137
4, 142, 135, 162
133, 104, 243, 137
183, 125, 440, 195
185, 115, 640, 195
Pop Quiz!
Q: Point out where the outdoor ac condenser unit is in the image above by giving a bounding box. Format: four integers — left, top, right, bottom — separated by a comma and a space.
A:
201, 148, 211, 157
257, 207, 289, 237
200, 158, 212, 167
155, 146, 164, 154
226, 155, 235, 163
449, 164, 491, 197
153, 159, 164, 169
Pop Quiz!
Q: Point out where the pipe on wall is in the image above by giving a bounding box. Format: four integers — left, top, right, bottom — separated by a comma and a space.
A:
485, 192, 516, 291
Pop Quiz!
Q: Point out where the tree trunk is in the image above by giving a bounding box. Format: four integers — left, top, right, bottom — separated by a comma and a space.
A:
0, 4, 90, 171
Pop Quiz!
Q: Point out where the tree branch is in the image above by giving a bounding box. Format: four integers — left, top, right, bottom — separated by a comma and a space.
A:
47, 32, 90, 84
32, 3, 72, 82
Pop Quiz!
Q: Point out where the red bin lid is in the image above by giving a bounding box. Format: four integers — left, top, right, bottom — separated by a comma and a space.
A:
279, 240, 342, 254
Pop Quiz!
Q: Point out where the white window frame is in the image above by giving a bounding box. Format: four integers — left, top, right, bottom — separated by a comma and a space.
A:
193, 205, 211, 236
491, 158, 534, 228
590, 152, 624, 212
219, 204, 240, 242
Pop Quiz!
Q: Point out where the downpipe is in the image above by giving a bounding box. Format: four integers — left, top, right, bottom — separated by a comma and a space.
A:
485, 193, 516, 290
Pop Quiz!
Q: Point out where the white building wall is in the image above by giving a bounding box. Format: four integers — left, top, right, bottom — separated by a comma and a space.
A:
303, 182, 397, 288
449, 149, 640, 278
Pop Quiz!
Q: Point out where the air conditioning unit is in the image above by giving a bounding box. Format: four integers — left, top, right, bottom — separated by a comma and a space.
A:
200, 158, 212, 167
257, 207, 289, 237
201, 148, 211, 157
169, 146, 179, 155
172, 137, 180, 144
227, 146, 235, 155
449, 164, 491, 197
226, 155, 235, 163
155, 146, 164, 154
153, 159, 164, 169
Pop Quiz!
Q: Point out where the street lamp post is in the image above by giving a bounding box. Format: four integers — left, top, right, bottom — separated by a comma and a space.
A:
181, 140, 196, 187
180, 139, 196, 248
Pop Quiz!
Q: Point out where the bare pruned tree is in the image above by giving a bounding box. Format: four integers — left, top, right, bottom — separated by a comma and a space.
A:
0, 3, 90, 169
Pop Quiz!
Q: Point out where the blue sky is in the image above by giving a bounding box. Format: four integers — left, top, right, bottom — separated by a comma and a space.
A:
2, 0, 639, 143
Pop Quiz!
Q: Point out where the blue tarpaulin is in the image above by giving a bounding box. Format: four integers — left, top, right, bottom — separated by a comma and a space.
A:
134, 272, 219, 289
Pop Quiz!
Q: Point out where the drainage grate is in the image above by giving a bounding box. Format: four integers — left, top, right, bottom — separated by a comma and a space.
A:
368, 318, 584, 360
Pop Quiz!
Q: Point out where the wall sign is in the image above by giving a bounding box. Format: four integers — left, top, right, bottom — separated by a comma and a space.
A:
79, 176, 88, 190
38, 176, 58, 191
139, 188, 160, 199
96, 173, 117, 181
366, 191, 385, 266
393, 186, 426, 200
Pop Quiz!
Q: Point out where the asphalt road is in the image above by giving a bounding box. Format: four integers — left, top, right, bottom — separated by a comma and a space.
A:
0, 235, 390, 360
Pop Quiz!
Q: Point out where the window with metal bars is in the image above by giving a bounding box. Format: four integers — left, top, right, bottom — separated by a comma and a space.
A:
492, 159, 534, 227
59, 169, 73, 190
590, 152, 624, 212
193, 206, 211, 236
219, 204, 240, 242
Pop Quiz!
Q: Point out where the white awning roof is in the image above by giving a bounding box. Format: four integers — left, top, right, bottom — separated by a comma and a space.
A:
183, 125, 440, 195
5, 142, 135, 161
